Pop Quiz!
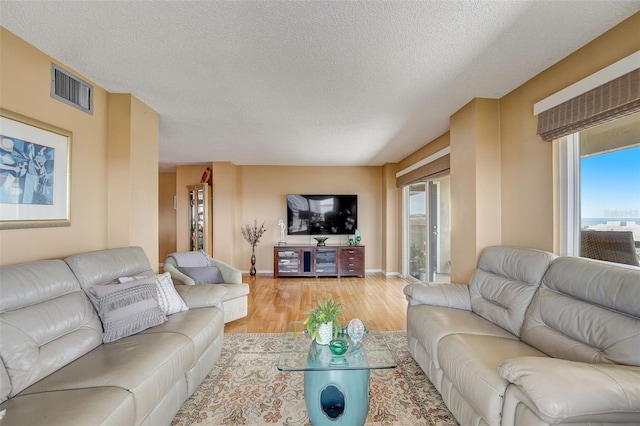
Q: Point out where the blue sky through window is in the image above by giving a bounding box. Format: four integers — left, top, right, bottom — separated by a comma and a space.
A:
410, 192, 425, 215
581, 146, 640, 219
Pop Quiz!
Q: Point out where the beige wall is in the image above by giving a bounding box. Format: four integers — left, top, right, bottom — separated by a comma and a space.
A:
170, 162, 238, 266
500, 13, 640, 251
5, 12, 638, 280
398, 132, 450, 172
170, 164, 384, 273
159, 172, 177, 262
107, 94, 159, 268
398, 13, 640, 282
0, 29, 109, 264
450, 98, 501, 283
128, 97, 159, 269
236, 166, 383, 273
211, 162, 238, 265
0, 28, 160, 267
381, 163, 400, 275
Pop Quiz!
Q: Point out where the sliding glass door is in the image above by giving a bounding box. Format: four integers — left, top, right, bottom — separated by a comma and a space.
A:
404, 175, 450, 283
407, 183, 427, 281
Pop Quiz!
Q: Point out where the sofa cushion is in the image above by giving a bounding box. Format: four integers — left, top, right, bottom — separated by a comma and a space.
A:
0, 387, 135, 426
499, 357, 640, 424
168, 250, 211, 267
469, 246, 556, 337
438, 334, 547, 426
140, 307, 224, 370
404, 282, 471, 310
174, 284, 228, 308
0, 260, 103, 401
218, 282, 250, 300
94, 280, 167, 343
65, 247, 155, 306
19, 332, 193, 425
407, 304, 518, 370
522, 256, 640, 365
177, 266, 224, 284
0, 361, 10, 404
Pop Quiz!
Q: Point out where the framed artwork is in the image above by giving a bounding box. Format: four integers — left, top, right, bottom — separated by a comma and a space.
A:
0, 109, 71, 229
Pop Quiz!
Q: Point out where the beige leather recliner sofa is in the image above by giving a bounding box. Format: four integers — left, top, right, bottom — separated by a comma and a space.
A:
404, 246, 640, 426
0, 246, 226, 425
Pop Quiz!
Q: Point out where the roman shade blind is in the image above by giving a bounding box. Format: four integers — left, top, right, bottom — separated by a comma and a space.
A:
396, 154, 450, 187
537, 68, 639, 142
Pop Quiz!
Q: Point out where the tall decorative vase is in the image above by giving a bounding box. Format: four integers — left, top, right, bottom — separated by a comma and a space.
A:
250, 246, 257, 276
316, 321, 333, 345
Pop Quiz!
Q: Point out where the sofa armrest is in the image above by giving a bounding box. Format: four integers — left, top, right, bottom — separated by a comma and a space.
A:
164, 255, 242, 285
174, 284, 228, 308
403, 283, 471, 310
499, 356, 640, 424
163, 262, 196, 286
209, 258, 242, 284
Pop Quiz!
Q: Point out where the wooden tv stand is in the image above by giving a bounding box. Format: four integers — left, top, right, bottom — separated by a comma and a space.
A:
274, 245, 365, 278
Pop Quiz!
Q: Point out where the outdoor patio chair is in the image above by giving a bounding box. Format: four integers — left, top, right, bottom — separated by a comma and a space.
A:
580, 230, 640, 266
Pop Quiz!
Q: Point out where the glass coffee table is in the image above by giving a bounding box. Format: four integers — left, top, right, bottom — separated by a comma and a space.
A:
277, 320, 396, 425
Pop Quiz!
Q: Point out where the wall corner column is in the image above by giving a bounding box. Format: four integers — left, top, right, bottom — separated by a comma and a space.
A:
211, 162, 238, 266
450, 98, 501, 283
108, 94, 159, 269
381, 163, 400, 275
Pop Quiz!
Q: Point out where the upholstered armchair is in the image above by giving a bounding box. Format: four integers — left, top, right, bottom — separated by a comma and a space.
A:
164, 251, 249, 323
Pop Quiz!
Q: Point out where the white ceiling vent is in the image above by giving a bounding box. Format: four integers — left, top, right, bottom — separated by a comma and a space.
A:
51, 63, 93, 114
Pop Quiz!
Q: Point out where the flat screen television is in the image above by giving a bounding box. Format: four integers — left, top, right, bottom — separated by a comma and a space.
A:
287, 194, 357, 235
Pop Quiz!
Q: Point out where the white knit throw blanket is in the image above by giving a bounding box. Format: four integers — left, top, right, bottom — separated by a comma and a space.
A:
169, 250, 211, 267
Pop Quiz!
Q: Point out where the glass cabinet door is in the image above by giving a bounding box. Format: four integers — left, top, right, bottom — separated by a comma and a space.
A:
277, 249, 300, 274
187, 183, 211, 253
315, 249, 337, 275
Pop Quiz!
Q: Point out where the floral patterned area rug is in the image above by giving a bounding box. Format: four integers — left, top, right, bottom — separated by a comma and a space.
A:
172, 331, 458, 425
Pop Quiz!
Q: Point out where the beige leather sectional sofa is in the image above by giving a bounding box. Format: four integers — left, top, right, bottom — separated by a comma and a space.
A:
0, 246, 227, 425
404, 246, 640, 426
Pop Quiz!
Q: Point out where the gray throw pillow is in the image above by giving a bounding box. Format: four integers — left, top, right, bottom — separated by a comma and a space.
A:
178, 266, 225, 284
117, 273, 189, 315
94, 280, 167, 343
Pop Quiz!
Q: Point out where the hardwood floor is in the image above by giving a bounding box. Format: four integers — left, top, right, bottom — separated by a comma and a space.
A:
225, 273, 410, 333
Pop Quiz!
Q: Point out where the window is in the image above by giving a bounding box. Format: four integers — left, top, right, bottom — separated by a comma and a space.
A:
560, 112, 640, 265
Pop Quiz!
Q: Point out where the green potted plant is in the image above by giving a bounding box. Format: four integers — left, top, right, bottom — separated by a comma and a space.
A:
303, 298, 344, 345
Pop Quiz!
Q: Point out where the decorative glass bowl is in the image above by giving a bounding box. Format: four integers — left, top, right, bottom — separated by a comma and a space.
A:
347, 318, 365, 344
329, 339, 349, 355
313, 236, 329, 246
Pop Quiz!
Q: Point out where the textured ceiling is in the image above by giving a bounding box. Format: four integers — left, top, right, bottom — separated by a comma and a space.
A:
1, 1, 639, 170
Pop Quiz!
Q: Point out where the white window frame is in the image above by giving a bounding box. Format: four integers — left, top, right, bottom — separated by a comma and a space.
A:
402, 184, 425, 283
559, 133, 581, 257
402, 185, 410, 279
